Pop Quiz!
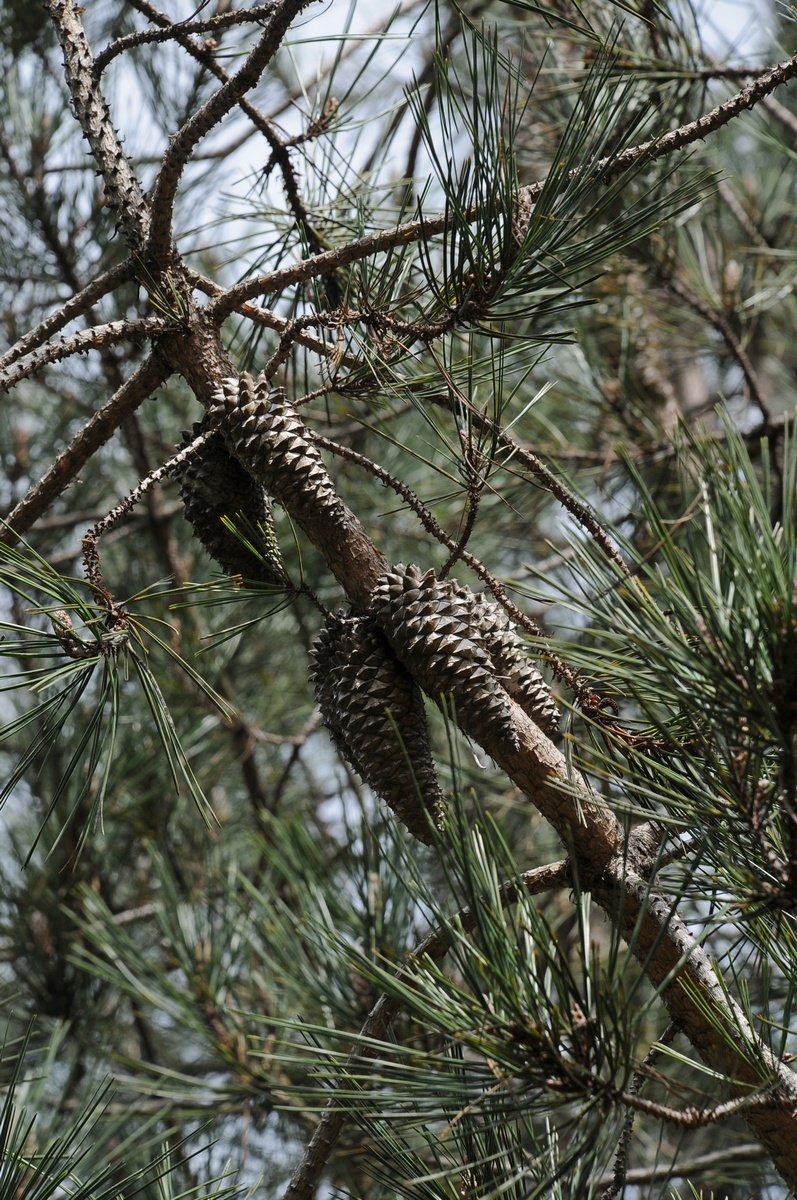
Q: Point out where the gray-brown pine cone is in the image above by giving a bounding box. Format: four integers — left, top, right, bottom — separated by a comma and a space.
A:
208, 373, 341, 519
370, 564, 521, 748
457, 588, 559, 735
311, 613, 445, 844
178, 422, 285, 585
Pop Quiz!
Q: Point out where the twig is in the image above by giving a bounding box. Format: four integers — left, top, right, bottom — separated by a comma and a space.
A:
420, 384, 631, 579
665, 274, 772, 425
716, 179, 771, 251
0, 318, 166, 395
211, 49, 797, 321
596, 1143, 768, 1190
260, 313, 342, 383
615, 1081, 788, 1127
439, 473, 483, 579
498, 437, 631, 576
0, 260, 134, 374
760, 93, 797, 140
600, 1023, 676, 1200
1, 354, 170, 547
81, 429, 210, 591
282, 859, 569, 1200
145, 0, 318, 263
92, 5, 277, 76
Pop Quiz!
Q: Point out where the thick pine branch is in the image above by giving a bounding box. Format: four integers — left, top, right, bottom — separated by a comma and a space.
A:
46, 0, 150, 248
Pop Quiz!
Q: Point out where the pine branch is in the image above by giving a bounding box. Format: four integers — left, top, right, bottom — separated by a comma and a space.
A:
0, 318, 167, 395
46, 0, 150, 248
283, 859, 570, 1200
211, 49, 797, 320
1, 353, 170, 546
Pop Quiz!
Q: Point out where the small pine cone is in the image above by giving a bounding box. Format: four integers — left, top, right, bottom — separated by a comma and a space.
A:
463, 590, 558, 735
208, 373, 341, 518
370, 564, 519, 749
178, 422, 285, 585
310, 613, 445, 844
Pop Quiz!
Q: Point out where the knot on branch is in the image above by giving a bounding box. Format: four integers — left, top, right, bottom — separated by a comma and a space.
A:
370, 564, 558, 749
208, 372, 342, 520
310, 611, 445, 844
177, 421, 287, 586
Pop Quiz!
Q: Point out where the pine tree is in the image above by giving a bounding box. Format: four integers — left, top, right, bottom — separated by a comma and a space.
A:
2, 1, 797, 1196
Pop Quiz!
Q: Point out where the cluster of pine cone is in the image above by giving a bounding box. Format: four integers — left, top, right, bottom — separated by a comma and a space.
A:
312, 566, 558, 841
179, 373, 558, 841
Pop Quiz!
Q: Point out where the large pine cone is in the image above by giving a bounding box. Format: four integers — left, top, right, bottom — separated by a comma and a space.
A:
311, 612, 445, 844
370, 564, 519, 747
457, 588, 558, 735
370, 564, 558, 747
178, 422, 286, 585
208, 373, 341, 519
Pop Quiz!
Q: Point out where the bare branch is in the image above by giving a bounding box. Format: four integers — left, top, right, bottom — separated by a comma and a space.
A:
0, 260, 135, 374
81, 428, 210, 592
665, 273, 772, 425
596, 1143, 768, 1191
0, 318, 167, 395
760, 93, 797, 140
46, 0, 150, 248
716, 179, 772, 250
600, 1026, 677, 1200
128, 0, 329, 257
145, 0, 320, 263
92, 4, 278, 77
419, 383, 631, 579
616, 1082, 787, 1127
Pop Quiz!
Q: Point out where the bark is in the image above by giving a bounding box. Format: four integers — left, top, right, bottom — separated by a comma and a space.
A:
47, 0, 150, 248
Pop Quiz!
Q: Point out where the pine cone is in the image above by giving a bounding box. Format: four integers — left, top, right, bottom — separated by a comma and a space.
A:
370, 564, 520, 748
458, 589, 559, 735
178, 422, 286, 585
208, 373, 341, 519
311, 612, 445, 844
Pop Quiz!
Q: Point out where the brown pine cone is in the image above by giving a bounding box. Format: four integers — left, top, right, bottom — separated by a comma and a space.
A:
311, 612, 445, 844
